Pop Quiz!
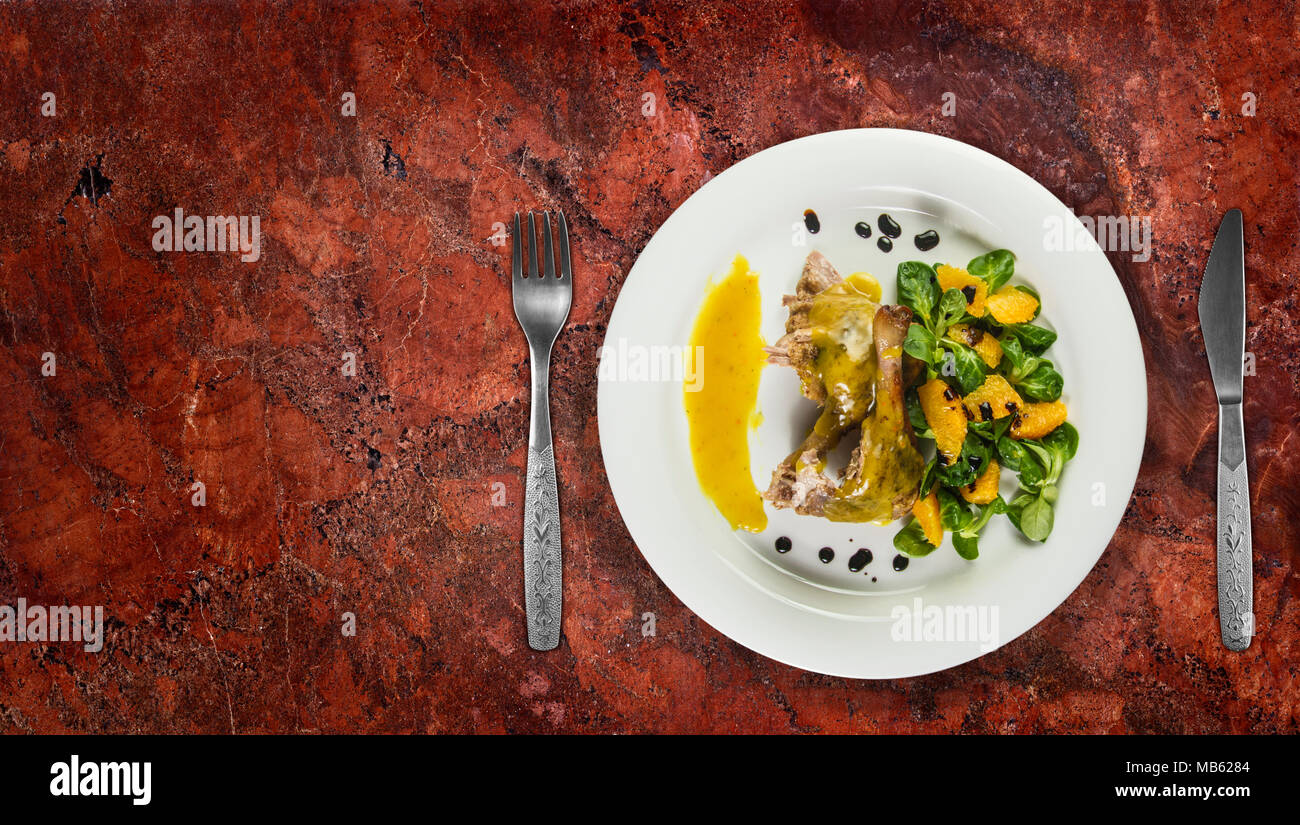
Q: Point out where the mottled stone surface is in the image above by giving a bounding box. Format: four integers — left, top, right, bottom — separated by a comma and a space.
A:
0, 0, 1295, 733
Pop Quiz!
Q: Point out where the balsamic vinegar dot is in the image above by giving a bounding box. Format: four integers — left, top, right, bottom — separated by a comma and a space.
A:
877, 236, 893, 253
893, 554, 910, 572
848, 548, 872, 572
878, 213, 902, 238
775, 536, 792, 553
854, 220, 872, 239
914, 229, 940, 251
818, 547, 835, 564
803, 209, 821, 234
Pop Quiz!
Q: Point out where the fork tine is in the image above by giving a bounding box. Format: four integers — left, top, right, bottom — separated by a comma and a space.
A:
542, 212, 556, 280
557, 212, 571, 281
526, 211, 539, 279
511, 213, 522, 281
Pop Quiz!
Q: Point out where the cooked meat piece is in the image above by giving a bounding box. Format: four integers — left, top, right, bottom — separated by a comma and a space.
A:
823, 304, 925, 522
764, 250, 844, 404
763, 253, 881, 517
764, 445, 838, 517
793, 249, 843, 297
764, 253, 925, 523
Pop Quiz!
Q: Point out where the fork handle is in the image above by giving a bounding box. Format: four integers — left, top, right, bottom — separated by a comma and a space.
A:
1216, 401, 1252, 651
524, 349, 562, 650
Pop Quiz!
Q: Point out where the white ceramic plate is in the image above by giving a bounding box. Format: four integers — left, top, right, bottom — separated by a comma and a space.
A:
597, 129, 1146, 678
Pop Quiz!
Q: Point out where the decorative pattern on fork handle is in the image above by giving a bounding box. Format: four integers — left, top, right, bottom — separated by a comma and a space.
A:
524, 443, 562, 650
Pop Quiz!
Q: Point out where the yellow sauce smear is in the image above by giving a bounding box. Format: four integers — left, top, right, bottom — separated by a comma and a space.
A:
684, 255, 767, 532
846, 272, 882, 302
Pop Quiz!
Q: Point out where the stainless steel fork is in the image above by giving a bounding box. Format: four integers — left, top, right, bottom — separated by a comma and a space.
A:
511, 211, 572, 651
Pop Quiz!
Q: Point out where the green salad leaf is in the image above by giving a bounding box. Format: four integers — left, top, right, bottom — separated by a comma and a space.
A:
967, 415, 1013, 445
1017, 362, 1063, 401
1002, 322, 1057, 354
996, 422, 1078, 541
938, 339, 986, 394
918, 458, 939, 498
896, 261, 941, 325
903, 323, 936, 364
893, 519, 940, 556
1015, 495, 1054, 542
967, 249, 1016, 292
934, 288, 968, 336
906, 392, 933, 439
936, 490, 1008, 560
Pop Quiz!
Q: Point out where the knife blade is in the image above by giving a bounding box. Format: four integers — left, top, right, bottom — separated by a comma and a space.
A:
1196, 208, 1252, 651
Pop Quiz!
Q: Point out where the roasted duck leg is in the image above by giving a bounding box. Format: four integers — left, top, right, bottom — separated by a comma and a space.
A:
764, 252, 924, 522
764, 252, 877, 514
823, 304, 924, 522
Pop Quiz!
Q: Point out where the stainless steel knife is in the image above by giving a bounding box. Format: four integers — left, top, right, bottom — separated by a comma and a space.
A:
1197, 208, 1252, 651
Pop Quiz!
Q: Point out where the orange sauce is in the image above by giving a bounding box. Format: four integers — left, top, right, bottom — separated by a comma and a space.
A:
684, 255, 767, 532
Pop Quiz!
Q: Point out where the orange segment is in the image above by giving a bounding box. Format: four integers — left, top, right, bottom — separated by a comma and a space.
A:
1010, 400, 1068, 439
985, 286, 1040, 325
918, 377, 967, 463
912, 490, 943, 547
960, 460, 1000, 505
936, 265, 987, 317
947, 322, 1003, 368
962, 374, 1023, 421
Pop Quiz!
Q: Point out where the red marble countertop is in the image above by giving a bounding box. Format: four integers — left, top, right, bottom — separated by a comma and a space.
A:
0, 0, 1295, 733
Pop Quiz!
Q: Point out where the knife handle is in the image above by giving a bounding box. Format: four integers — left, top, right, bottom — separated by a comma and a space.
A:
523, 350, 562, 651
1215, 401, 1253, 651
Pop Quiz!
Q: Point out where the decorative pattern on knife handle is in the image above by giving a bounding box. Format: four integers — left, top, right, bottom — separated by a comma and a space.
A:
524, 443, 562, 650
1217, 403, 1252, 651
